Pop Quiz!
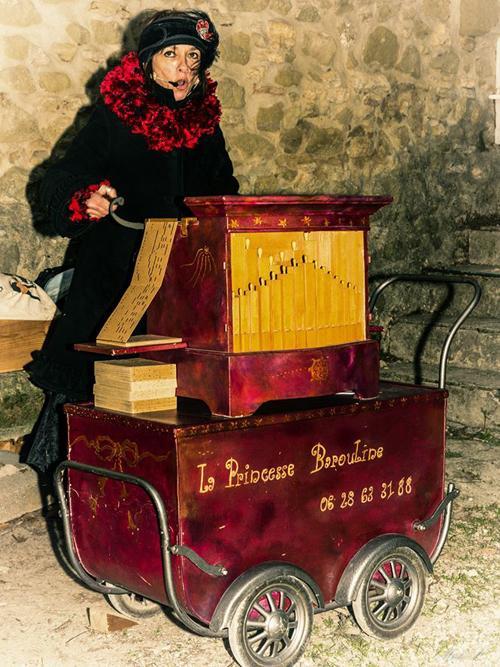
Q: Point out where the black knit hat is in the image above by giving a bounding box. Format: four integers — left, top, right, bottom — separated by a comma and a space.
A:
138, 10, 219, 70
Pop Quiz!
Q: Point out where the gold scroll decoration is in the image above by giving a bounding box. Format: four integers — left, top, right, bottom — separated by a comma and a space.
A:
96, 218, 177, 346
231, 230, 366, 353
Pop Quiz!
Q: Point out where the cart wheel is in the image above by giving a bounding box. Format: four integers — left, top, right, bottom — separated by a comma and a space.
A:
228, 575, 313, 667
105, 592, 162, 619
351, 546, 426, 639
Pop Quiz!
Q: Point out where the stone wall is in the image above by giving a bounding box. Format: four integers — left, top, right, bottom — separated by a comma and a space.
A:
0, 0, 499, 278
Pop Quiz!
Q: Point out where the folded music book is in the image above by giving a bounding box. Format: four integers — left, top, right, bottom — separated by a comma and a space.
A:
94, 358, 177, 413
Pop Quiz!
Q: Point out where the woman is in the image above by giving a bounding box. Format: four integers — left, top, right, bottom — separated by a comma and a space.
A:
26, 9, 238, 472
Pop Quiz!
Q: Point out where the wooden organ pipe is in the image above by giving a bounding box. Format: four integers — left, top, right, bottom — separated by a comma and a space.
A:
230, 231, 366, 352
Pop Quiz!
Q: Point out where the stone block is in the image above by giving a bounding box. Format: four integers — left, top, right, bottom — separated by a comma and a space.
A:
90, 0, 131, 18
430, 49, 459, 78
0, 452, 44, 524
218, 109, 244, 129
0, 65, 35, 93
0, 94, 39, 143
38, 71, 72, 93
223, 0, 270, 9
257, 103, 284, 132
90, 20, 122, 46
66, 22, 91, 45
347, 125, 375, 159
270, 0, 292, 14
398, 45, 421, 79
0, 0, 41, 27
387, 314, 499, 372
0, 371, 44, 441
275, 65, 302, 87
220, 32, 251, 65
377, 2, 394, 22
297, 4, 320, 22
469, 229, 500, 266
364, 26, 399, 69
412, 267, 500, 319
254, 173, 280, 193
395, 125, 411, 147
304, 123, 343, 157
422, 0, 450, 21
234, 132, 275, 158
267, 20, 297, 63
380, 362, 499, 434
51, 42, 78, 63
281, 126, 303, 153
460, 0, 499, 36
0, 238, 20, 274
218, 77, 246, 109
335, 107, 353, 126
336, 0, 353, 12
0, 167, 30, 203
3, 35, 31, 60
302, 31, 337, 66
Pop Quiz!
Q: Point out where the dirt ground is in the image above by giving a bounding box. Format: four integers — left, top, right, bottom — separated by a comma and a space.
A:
0, 434, 498, 667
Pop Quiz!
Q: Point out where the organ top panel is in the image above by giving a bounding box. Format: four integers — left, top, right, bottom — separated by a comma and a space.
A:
184, 195, 393, 232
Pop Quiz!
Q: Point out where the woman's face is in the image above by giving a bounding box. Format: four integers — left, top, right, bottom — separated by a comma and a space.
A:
152, 44, 201, 101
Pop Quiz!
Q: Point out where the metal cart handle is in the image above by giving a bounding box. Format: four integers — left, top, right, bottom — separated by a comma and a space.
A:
369, 273, 481, 390
54, 461, 221, 637
108, 196, 145, 230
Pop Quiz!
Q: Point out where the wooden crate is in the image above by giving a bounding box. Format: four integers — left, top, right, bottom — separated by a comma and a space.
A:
0, 320, 50, 373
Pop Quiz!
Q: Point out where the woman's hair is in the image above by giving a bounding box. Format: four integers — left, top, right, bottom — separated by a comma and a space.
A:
138, 9, 220, 98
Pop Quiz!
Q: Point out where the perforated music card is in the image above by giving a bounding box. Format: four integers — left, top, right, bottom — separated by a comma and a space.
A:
96, 218, 178, 346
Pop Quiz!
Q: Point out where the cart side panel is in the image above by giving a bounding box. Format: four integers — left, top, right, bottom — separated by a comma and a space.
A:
176, 388, 446, 624
66, 408, 181, 606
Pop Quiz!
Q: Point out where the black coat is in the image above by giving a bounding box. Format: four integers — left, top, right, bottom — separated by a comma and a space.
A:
28, 88, 238, 400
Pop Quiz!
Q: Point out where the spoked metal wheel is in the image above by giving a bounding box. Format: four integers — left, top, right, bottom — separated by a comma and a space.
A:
351, 546, 426, 639
228, 575, 313, 667
105, 592, 162, 619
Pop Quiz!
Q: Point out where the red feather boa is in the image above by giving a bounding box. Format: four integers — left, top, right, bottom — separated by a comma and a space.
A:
100, 51, 221, 152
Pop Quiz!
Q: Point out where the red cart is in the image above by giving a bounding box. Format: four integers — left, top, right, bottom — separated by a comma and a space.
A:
55, 195, 480, 666
56, 378, 464, 665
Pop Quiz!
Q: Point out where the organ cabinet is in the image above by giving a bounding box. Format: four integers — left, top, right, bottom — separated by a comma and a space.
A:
147, 195, 392, 416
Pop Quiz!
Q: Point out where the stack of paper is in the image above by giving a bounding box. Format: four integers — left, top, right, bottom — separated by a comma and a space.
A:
93, 358, 177, 413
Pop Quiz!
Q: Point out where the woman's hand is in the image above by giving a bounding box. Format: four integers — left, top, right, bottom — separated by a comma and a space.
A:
86, 183, 118, 220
